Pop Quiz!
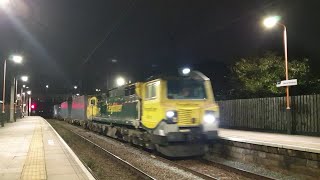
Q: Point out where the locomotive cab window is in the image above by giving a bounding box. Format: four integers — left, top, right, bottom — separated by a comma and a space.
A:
167, 79, 206, 99
146, 83, 157, 99
90, 99, 96, 105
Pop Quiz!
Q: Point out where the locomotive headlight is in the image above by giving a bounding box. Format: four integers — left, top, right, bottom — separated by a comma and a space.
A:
166, 110, 177, 123
166, 110, 176, 119
203, 111, 216, 124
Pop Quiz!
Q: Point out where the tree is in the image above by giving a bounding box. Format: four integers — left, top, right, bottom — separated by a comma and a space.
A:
232, 52, 310, 97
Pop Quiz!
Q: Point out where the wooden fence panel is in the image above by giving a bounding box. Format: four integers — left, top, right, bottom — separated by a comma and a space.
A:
318, 95, 320, 133
217, 94, 320, 135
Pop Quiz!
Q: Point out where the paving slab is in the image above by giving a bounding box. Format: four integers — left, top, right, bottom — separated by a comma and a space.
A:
0, 116, 95, 180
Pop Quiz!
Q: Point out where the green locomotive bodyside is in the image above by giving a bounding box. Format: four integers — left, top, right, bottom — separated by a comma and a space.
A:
93, 85, 141, 128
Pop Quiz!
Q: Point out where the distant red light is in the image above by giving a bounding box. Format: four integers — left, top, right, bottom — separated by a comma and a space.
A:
31, 104, 35, 109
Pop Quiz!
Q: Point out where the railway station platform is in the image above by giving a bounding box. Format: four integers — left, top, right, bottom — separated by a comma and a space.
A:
0, 116, 95, 180
218, 128, 320, 153
207, 128, 320, 178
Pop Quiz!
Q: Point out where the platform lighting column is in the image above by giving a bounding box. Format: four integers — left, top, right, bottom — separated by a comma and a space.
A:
263, 16, 290, 109
9, 77, 15, 122
27, 91, 31, 116
20, 76, 28, 116
28, 95, 31, 116
20, 88, 23, 115
2, 59, 6, 114
1, 55, 23, 123
263, 16, 292, 134
14, 78, 17, 114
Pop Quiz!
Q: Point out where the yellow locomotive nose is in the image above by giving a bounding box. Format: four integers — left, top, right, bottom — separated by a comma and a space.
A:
177, 108, 200, 126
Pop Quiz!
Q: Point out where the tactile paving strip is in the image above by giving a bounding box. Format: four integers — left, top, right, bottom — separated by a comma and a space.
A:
21, 124, 47, 180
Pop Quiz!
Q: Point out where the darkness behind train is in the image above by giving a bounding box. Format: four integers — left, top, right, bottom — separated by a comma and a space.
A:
31, 95, 67, 118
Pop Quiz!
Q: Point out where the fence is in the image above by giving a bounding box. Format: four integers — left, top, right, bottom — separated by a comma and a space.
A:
217, 94, 320, 136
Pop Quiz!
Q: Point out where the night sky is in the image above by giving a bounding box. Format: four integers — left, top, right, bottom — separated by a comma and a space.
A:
0, 0, 319, 95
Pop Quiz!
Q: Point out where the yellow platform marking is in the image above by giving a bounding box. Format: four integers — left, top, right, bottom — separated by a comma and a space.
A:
21, 125, 47, 180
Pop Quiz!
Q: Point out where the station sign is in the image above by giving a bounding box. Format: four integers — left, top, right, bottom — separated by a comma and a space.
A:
276, 79, 298, 87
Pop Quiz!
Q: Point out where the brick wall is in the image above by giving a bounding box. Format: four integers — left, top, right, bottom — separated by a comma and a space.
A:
207, 139, 320, 178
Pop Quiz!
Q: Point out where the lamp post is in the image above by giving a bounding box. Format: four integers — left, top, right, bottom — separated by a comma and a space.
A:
9, 76, 15, 122
263, 16, 294, 134
10, 75, 28, 122
27, 90, 31, 116
21, 92, 25, 115
19, 76, 28, 116
2, 59, 6, 114
14, 77, 25, 114
2, 55, 23, 121
15, 78, 17, 113
263, 16, 290, 109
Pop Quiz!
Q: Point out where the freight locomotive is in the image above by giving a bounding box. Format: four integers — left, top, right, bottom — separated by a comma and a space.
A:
53, 70, 219, 157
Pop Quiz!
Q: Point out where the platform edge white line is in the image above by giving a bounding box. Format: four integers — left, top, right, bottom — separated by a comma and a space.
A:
43, 118, 96, 180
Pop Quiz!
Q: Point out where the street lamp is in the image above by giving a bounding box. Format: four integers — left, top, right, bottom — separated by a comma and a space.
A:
74, 85, 78, 89
116, 77, 125, 87
26, 90, 31, 95
263, 16, 290, 110
12, 55, 23, 64
2, 54, 24, 113
263, 16, 281, 28
182, 68, 191, 75
21, 76, 28, 82
45, 85, 49, 88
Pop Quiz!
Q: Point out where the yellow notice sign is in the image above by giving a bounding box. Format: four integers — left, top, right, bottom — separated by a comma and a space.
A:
108, 104, 123, 112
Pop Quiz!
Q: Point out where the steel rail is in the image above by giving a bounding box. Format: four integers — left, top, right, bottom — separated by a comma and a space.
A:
58, 120, 274, 180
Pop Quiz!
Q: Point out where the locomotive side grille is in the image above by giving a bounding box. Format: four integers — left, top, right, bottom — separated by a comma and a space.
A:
178, 109, 198, 125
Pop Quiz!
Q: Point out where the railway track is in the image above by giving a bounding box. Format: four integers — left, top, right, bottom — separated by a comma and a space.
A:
69, 127, 216, 180
70, 127, 217, 180
174, 159, 272, 180
72, 130, 156, 180
51, 119, 273, 180
200, 159, 273, 180
141, 150, 272, 180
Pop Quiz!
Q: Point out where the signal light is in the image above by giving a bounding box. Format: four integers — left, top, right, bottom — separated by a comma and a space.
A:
31, 104, 35, 109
